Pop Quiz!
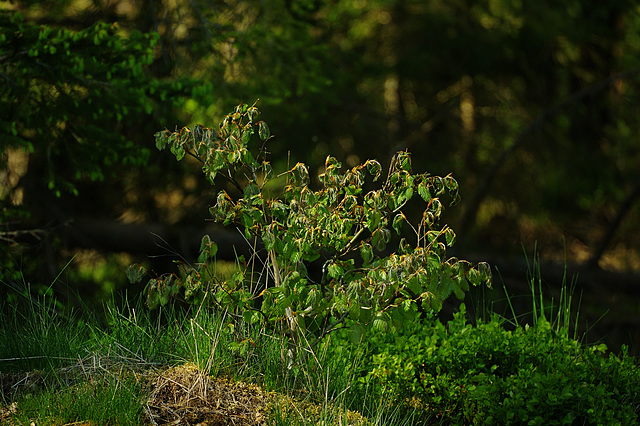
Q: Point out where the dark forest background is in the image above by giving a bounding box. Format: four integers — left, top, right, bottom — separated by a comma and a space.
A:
1, 0, 639, 353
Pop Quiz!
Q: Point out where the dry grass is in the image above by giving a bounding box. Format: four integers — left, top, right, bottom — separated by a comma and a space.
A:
145, 363, 271, 425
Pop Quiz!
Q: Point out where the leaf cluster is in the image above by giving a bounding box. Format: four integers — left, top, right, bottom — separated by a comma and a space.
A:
0, 10, 206, 196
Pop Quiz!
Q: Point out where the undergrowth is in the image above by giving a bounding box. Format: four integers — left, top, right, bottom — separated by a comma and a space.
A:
1, 260, 639, 425
344, 305, 639, 424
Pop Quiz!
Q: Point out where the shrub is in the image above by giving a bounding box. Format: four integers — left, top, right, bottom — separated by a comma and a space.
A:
128, 102, 491, 344
362, 304, 640, 425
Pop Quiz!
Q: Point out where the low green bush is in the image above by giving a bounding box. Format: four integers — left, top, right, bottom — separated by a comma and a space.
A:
351, 304, 639, 425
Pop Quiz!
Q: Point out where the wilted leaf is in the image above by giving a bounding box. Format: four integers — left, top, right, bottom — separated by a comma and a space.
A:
293, 162, 309, 185
399, 238, 412, 254
170, 141, 185, 161
259, 121, 270, 140
445, 228, 456, 247
476, 262, 493, 287
306, 287, 319, 307
371, 229, 386, 251
262, 230, 276, 252
366, 159, 382, 181
154, 130, 169, 150
126, 263, 147, 284
393, 212, 405, 234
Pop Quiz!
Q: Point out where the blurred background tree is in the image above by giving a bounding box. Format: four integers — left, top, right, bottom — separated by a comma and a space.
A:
1, 0, 639, 350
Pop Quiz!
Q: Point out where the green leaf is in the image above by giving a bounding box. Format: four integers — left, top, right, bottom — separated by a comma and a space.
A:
366, 210, 382, 230
240, 149, 256, 166
360, 242, 374, 265
371, 228, 389, 251
406, 275, 422, 296
198, 235, 218, 262
243, 310, 262, 324
398, 152, 411, 171
327, 262, 344, 279
350, 323, 365, 344
262, 230, 276, 252
170, 142, 185, 161
278, 296, 293, 312
373, 314, 388, 332
243, 183, 261, 198
232, 270, 245, 285
422, 292, 442, 312
290, 249, 303, 263
241, 128, 252, 144
399, 185, 413, 206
